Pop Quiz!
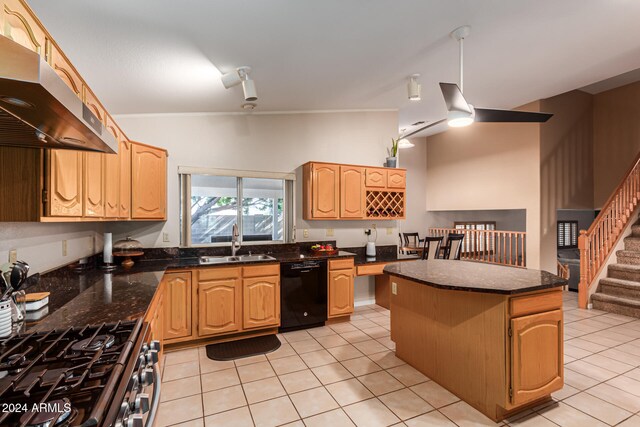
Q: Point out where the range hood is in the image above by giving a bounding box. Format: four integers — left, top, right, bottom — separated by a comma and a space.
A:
0, 36, 117, 153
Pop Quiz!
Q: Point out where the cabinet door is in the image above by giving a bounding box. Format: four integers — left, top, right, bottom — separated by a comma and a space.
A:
83, 152, 105, 217
328, 268, 354, 317
82, 86, 106, 125
387, 170, 406, 189
163, 272, 192, 340
131, 143, 167, 219
340, 166, 365, 218
45, 40, 82, 98
119, 139, 131, 218
243, 276, 280, 329
48, 150, 83, 217
104, 120, 120, 218
311, 163, 339, 218
365, 168, 387, 188
199, 277, 242, 336
2, 0, 46, 55
511, 310, 563, 405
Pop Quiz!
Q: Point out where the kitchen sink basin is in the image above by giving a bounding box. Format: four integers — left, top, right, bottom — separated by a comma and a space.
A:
199, 254, 276, 265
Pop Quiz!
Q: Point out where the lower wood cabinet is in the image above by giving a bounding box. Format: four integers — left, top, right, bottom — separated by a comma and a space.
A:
162, 272, 192, 341
328, 259, 355, 318
243, 275, 280, 329
198, 268, 242, 337
510, 309, 563, 405
145, 280, 164, 366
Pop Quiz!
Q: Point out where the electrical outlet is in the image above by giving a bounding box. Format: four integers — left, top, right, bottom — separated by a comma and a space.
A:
62, 240, 68, 257
392, 282, 398, 295
387, 228, 393, 235
8, 250, 17, 264
163, 232, 170, 243
372, 224, 377, 230
303, 229, 309, 238
326, 228, 334, 237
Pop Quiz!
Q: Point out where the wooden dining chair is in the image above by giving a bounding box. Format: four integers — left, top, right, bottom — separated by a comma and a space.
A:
402, 232, 423, 255
444, 233, 464, 260
422, 236, 443, 260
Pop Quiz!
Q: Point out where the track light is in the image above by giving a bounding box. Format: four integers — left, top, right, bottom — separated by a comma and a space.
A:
447, 105, 475, 127
397, 138, 414, 149
221, 66, 258, 102
408, 74, 421, 101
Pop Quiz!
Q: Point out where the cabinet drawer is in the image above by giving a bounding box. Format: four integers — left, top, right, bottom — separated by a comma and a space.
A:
510, 291, 562, 318
365, 168, 387, 188
387, 170, 406, 189
356, 263, 386, 276
199, 267, 241, 281
243, 264, 280, 278
329, 258, 354, 270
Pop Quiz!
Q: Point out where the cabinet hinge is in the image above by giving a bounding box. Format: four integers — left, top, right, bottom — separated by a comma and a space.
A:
509, 386, 513, 398
42, 189, 48, 204
508, 327, 512, 337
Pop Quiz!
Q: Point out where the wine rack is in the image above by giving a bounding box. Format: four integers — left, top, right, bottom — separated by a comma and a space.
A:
365, 190, 405, 219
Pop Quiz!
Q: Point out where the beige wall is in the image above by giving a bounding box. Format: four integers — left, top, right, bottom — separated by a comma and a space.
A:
425, 102, 542, 268
593, 81, 640, 207
539, 90, 594, 271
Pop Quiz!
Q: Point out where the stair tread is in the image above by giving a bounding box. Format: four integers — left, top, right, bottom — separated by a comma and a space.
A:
608, 263, 640, 272
592, 293, 640, 308
617, 250, 640, 256
600, 277, 640, 289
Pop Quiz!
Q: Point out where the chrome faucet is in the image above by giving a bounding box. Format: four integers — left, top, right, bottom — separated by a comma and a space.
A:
231, 224, 241, 257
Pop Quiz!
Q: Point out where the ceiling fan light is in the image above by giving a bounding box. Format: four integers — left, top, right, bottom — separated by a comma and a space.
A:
408, 74, 421, 101
397, 138, 414, 149
447, 109, 474, 127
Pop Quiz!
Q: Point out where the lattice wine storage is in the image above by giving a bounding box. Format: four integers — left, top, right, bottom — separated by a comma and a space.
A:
365, 190, 405, 218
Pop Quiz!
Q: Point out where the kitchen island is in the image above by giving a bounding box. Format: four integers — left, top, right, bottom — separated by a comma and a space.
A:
384, 260, 567, 422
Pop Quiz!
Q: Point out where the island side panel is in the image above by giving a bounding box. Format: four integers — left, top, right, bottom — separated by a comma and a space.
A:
390, 276, 509, 420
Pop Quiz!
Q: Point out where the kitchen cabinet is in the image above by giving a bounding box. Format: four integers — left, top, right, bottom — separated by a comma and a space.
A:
45, 40, 82, 98
118, 139, 131, 218
131, 142, 167, 220
83, 152, 105, 217
340, 166, 365, 218
82, 86, 106, 125
145, 280, 164, 367
510, 309, 563, 405
163, 272, 192, 341
304, 161, 406, 220
198, 268, 242, 337
328, 259, 354, 318
243, 275, 280, 329
2, 0, 46, 55
104, 152, 119, 218
47, 150, 83, 217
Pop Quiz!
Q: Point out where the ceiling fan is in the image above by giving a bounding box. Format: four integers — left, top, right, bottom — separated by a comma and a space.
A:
401, 25, 553, 138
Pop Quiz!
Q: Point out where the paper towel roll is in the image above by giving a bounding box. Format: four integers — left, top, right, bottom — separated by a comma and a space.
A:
103, 233, 113, 264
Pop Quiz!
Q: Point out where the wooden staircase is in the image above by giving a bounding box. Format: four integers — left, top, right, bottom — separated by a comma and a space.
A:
579, 151, 640, 314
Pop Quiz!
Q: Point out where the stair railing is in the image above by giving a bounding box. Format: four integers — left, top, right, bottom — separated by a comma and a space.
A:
578, 153, 640, 308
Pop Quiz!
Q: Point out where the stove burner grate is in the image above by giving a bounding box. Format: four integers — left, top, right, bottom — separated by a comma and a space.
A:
19, 398, 75, 427
70, 334, 115, 352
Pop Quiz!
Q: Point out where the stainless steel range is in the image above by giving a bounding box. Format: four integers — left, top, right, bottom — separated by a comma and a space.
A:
0, 319, 161, 427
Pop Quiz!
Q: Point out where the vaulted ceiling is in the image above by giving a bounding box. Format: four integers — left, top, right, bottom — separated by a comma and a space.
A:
29, 0, 640, 135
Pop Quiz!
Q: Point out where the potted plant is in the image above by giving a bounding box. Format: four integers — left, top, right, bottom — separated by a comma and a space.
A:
386, 138, 399, 168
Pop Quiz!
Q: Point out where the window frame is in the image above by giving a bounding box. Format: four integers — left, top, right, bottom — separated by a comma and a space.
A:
557, 220, 578, 249
179, 167, 295, 247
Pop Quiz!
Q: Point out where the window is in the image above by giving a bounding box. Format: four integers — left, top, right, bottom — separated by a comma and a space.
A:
454, 221, 496, 254
179, 168, 294, 246
558, 221, 578, 249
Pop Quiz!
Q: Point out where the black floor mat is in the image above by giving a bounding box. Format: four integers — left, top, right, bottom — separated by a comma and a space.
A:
205, 335, 281, 361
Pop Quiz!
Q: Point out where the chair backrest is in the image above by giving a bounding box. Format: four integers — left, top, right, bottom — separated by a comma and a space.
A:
445, 233, 465, 260
422, 236, 443, 260
402, 232, 420, 247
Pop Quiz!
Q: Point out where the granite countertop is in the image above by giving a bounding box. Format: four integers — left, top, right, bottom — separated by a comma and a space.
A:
384, 260, 567, 294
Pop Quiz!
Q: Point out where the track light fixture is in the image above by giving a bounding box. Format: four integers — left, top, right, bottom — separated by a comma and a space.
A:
407, 74, 421, 101
221, 66, 258, 102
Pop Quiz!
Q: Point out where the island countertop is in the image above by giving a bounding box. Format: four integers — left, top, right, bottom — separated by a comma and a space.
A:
384, 259, 567, 294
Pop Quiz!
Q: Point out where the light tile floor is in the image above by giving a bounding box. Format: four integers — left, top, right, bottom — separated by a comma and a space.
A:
156, 292, 640, 427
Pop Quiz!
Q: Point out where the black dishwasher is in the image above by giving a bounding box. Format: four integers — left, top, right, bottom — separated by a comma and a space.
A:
280, 260, 328, 332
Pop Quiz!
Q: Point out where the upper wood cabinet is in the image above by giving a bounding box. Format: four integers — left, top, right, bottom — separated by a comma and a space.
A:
243, 276, 280, 329
82, 86, 106, 126
131, 142, 167, 220
83, 152, 105, 217
365, 168, 387, 188
104, 153, 119, 218
163, 272, 193, 341
510, 309, 563, 405
198, 268, 242, 337
119, 140, 131, 218
304, 161, 406, 220
340, 166, 365, 218
45, 40, 82, 98
47, 150, 83, 217
2, 0, 46, 55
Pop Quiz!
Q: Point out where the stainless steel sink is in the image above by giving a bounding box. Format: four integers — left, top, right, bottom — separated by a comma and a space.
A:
199, 254, 276, 265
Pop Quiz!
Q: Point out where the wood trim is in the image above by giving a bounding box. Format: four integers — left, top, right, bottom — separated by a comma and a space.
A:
510, 291, 562, 318
356, 264, 386, 276
129, 140, 169, 155
242, 264, 280, 278
329, 258, 354, 270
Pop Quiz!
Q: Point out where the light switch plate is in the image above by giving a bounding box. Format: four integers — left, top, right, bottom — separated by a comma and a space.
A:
303, 229, 309, 238
163, 232, 170, 242
386, 228, 393, 235
392, 282, 398, 295
8, 250, 17, 264
326, 228, 334, 237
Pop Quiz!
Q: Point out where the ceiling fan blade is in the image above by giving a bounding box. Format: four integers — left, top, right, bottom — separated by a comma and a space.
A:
399, 119, 446, 138
439, 83, 472, 114
474, 108, 553, 123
